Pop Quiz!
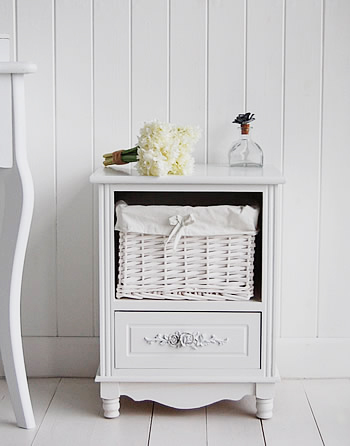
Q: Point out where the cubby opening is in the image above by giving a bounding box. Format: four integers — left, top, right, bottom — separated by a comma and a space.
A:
114, 191, 263, 302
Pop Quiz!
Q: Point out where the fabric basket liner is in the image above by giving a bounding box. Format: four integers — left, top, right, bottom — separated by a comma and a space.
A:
115, 201, 259, 236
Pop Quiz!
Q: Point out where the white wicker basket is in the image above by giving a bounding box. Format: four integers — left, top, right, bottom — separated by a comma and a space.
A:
115, 203, 259, 301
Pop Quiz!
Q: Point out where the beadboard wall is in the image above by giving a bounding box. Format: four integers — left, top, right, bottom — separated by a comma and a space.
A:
0, 0, 349, 378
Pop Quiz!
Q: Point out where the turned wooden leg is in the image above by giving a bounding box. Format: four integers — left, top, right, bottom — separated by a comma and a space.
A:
103, 398, 120, 418
256, 398, 273, 419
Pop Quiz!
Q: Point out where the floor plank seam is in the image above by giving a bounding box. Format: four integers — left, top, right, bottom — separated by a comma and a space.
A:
30, 378, 62, 446
260, 419, 267, 446
146, 402, 155, 446
303, 382, 326, 446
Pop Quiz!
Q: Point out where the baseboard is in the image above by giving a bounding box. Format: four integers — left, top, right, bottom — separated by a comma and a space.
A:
0, 337, 349, 378
277, 338, 350, 378
0, 337, 99, 378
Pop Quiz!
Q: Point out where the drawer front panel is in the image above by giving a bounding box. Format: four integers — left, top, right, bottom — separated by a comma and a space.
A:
115, 311, 261, 369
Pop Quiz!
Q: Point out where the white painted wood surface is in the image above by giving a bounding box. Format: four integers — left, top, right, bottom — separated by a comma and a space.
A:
208, 0, 244, 164
207, 397, 265, 446
132, 0, 168, 141
0, 0, 349, 377
149, 404, 206, 446
277, 338, 350, 378
0, 61, 37, 429
31, 379, 101, 446
16, 0, 57, 337
0, 378, 59, 444
93, 0, 131, 336
89, 397, 153, 446
318, 0, 350, 337
115, 311, 260, 370
0, 36, 12, 169
95, 171, 280, 418
170, 0, 206, 163
55, 0, 94, 336
32, 379, 152, 446
281, 0, 322, 338
4, 378, 348, 445
303, 379, 350, 446
246, 0, 283, 168
90, 164, 285, 184
262, 380, 323, 446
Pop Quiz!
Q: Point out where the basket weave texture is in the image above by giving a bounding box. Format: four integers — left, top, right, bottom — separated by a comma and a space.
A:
116, 231, 256, 301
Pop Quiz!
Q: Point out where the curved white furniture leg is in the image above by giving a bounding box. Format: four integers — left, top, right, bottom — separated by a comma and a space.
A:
0, 72, 36, 429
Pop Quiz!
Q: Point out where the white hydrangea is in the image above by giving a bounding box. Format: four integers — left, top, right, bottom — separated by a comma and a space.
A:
136, 121, 200, 176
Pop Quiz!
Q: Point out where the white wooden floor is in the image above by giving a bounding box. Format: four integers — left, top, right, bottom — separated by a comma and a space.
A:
0, 378, 349, 445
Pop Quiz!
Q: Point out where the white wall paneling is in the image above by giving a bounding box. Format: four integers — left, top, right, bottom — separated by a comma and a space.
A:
207, 0, 245, 164
17, 0, 57, 336
55, 0, 94, 336
93, 0, 131, 158
246, 0, 284, 168
280, 0, 323, 338
131, 0, 168, 144
318, 0, 350, 337
170, 0, 206, 163
93, 0, 131, 336
0, 0, 350, 377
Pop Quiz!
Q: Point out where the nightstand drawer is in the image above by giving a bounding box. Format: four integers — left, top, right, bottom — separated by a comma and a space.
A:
114, 311, 261, 369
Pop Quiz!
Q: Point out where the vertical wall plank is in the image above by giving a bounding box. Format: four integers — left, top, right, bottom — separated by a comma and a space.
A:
94, 0, 130, 158
56, 0, 94, 336
94, 0, 130, 335
17, 0, 57, 336
131, 0, 168, 144
246, 0, 283, 168
170, 0, 206, 163
0, 0, 15, 59
2, 0, 350, 371
318, 0, 350, 337
208, 0, 245, 164
280, 0, 322, 338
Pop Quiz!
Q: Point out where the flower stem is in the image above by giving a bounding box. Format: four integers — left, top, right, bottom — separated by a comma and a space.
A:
121, 146, 138, 163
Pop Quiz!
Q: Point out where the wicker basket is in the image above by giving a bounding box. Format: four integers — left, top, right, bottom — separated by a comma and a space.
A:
115, 203, 259, 301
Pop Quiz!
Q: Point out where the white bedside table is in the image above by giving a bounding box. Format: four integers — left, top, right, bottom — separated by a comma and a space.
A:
90, 164, 284, 419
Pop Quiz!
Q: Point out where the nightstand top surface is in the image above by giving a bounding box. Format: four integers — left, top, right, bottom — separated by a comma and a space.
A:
90, 164, 285, 185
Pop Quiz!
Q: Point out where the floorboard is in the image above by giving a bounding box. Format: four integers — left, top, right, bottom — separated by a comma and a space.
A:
32, 378, 101, 446
0, 378, 60, 446
303, 379, 350, 446
89, 397, 153, 446
1, 379, 349, 445
207, 396, 265, 446
262, 380, 323, 446
31, 378, 153, 446
148, 403, 207, 446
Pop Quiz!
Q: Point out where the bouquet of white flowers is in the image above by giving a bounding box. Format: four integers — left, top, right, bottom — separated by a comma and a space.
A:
103, 120, 201, 176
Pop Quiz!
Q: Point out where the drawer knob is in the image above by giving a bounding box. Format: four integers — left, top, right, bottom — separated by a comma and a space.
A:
144, 331, 228, 350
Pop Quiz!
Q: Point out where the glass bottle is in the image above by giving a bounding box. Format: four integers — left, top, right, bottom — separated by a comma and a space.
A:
229, 123, 263, 167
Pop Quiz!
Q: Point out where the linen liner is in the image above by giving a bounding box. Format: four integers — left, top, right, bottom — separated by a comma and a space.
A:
115, 200, 259, 237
